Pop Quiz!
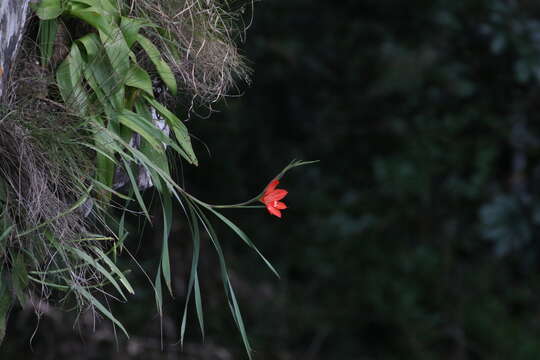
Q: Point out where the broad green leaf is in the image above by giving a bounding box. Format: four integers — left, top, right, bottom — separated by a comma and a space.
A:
118, 110, 167, 152
144, 96, 198, 165
32, 0, 63, 20
77, 27, 127, 110
125, 64, 154, 96
38, 19, 59, 66
120, 17, 146, 48
119, 109, 188, 158
76, 33, 100, 59
56, 44, 90, 113
71, 0, 118, 15
99, 24, 131, 85
69, 7, 113, 37
137, 35, 177, 95
80, 50, 123, 111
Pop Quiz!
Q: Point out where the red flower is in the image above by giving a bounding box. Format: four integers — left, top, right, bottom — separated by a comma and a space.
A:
260, 179, 288, 218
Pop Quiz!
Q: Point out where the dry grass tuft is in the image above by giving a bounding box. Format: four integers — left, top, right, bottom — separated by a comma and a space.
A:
0, 31, 109, 310
126, 0, 253, 111
0, 104, 107, 306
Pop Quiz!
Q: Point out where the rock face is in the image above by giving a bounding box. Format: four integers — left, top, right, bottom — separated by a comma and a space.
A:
0, 0, 31, 99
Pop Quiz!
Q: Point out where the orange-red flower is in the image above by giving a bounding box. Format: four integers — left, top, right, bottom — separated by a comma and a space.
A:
260, 179, 288, 218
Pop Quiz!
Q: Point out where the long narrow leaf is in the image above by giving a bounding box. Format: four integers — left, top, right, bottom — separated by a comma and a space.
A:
76, 286, 129, 337
160, 186, 173, 295
180, 201, 204, 346
207, 207, 279, 278
137, 35, 177, 95
120, 158, 151, 222
144, 96, 197, 165
70, 248, 127, 301
192, 204, 253, 359
91, 246, 134, 295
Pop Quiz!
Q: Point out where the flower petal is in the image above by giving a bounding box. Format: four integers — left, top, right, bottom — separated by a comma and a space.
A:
264, 179, 280, 195
267, 205, 282, 218
263, 189, 288, 203
273, 201, 287, 210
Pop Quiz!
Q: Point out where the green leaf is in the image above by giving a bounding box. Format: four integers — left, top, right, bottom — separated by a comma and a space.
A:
119, 109, 189, 160
99, 24, 132, 85
71, 0, 118, 16
70, 248, 127, 301
120, 17, 146, 48
12, 253, 29, 306
91, 246, 134, 295
56, 44, 90, 113
38, 19, 59, 66
120, 158, 151, 222
125, 64, 154, 96
76, 33, 100, 59
76, 286, 129, 337
69, 7, 113, 37
0, 225, 13, 247
207, 207, 279, 278
160, 187, 173, 295
0, 280, 10, 346
194, 273, 204, 340
94, 128, 116, 202
193, 206, 252, 359
79, 46, 122, 111
144, 96, 198, 165
134, 100, 171, 193
154, 265, 163, 316
180, 201, 203, 346
91, 179, 133, 201
32, 0, 63, 20
118, 110, 167, 152
137, 35, 177, 95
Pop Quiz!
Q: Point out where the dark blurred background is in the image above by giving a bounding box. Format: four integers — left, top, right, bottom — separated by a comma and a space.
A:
5, 0, 540, 359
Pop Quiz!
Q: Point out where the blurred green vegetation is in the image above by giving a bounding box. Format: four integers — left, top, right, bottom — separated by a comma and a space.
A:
6, 0, 540, 359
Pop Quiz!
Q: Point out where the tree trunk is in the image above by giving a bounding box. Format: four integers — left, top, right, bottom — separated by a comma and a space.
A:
0, 0, 32, 99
